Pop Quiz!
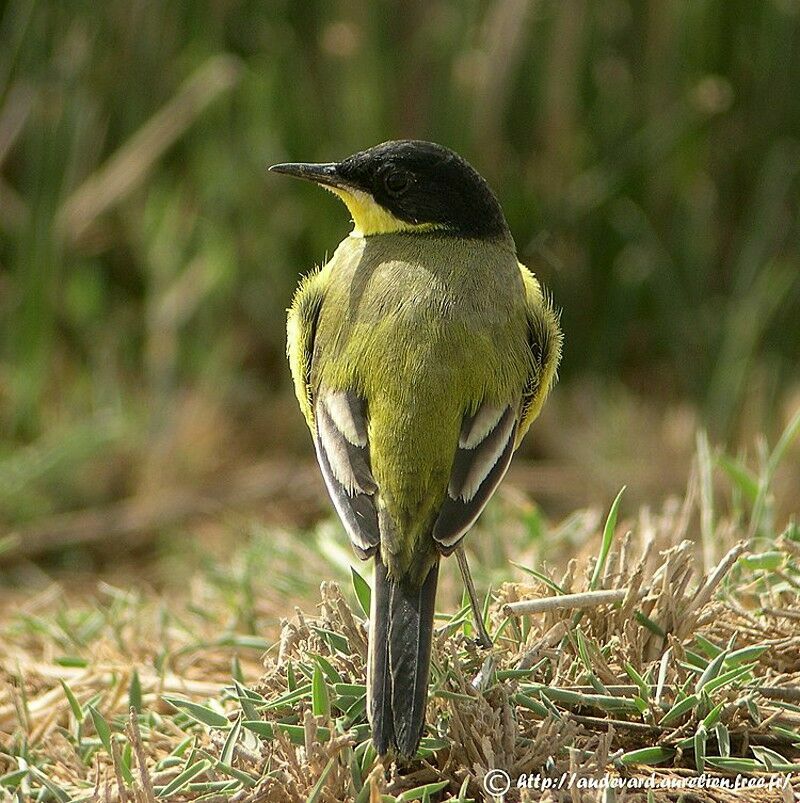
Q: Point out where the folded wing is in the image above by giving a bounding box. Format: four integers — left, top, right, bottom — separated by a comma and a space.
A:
314, 389, 381, 558
432, 403, 518, 554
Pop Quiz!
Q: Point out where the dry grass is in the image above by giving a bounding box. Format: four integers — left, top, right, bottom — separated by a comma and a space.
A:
1, 421, 799, 802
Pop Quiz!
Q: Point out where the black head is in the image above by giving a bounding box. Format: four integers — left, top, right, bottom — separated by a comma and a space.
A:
270, 140, 509, 240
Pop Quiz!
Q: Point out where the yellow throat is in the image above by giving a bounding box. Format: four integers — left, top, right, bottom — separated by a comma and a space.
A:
325, 186, 442, 237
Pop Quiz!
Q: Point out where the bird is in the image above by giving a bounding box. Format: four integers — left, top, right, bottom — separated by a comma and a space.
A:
272, 140, 561, 759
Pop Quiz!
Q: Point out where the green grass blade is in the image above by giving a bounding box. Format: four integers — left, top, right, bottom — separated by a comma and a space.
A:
220, 715, 242, 766
660, 694, 699, 726
715, 723, 730, 757
694, 723, 707, 772
695, 650, 728, 694
768, 407, 800, 476
88, 705, 112, 753
59, 680, 83, 723
702, 664, 752, 695
162, 695, 229, 728
396, 781, 450, 801
619, 747, 676, 766
624, 662, 650, 702
312, 663, 331, 719
306, 755, 336, 803
717, 454, 759, 502
157, 758, 211, 798
510, 562, 566, 595
589, 486, 626, 591
704, 757, 763, 773
0, 768, 30, 789
350, 567, 371, 618
129, 669, 143, 713
312, 653, 343, 684
725, 645, 768, 666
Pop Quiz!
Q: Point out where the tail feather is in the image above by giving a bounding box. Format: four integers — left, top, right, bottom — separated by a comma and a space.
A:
368, 556, 438, 758
368, 557, 394, 755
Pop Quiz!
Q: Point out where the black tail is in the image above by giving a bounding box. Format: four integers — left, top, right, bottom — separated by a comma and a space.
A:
368, 555, 438, 758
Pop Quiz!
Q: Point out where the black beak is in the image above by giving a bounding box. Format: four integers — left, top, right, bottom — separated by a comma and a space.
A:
268, 161, 348, 190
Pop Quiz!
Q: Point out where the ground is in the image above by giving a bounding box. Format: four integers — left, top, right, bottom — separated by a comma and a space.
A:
1, 416, 799, 802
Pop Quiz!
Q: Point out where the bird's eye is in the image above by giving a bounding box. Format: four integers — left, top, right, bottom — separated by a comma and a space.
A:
384, 170, 410, 196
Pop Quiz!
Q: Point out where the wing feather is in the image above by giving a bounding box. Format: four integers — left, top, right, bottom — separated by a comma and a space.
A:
287, 271, 381, 558
286, 269, 326, 433
314, 390, 381, 558
516, 263, 562, 445
433, 404, 517, 553
432, 265, 561, 554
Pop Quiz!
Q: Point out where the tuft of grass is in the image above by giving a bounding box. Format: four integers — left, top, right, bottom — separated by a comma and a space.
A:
2, 0, 800, 528
0, 427, 799, 800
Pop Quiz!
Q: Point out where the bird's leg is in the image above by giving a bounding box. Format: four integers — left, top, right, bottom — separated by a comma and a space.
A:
455, 545, 492, 649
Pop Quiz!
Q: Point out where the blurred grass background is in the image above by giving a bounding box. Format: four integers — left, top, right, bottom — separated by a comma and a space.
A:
0, 0, 798, 541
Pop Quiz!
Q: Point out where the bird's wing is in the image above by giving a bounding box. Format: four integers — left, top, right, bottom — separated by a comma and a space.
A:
286, 269, 380, 557
432, 403, 519, 553
287, 268, 327, 434
314, 389, 381, 558
432, 264, 561, 554
516, 263, 562, 446
288, 268, 381, 558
